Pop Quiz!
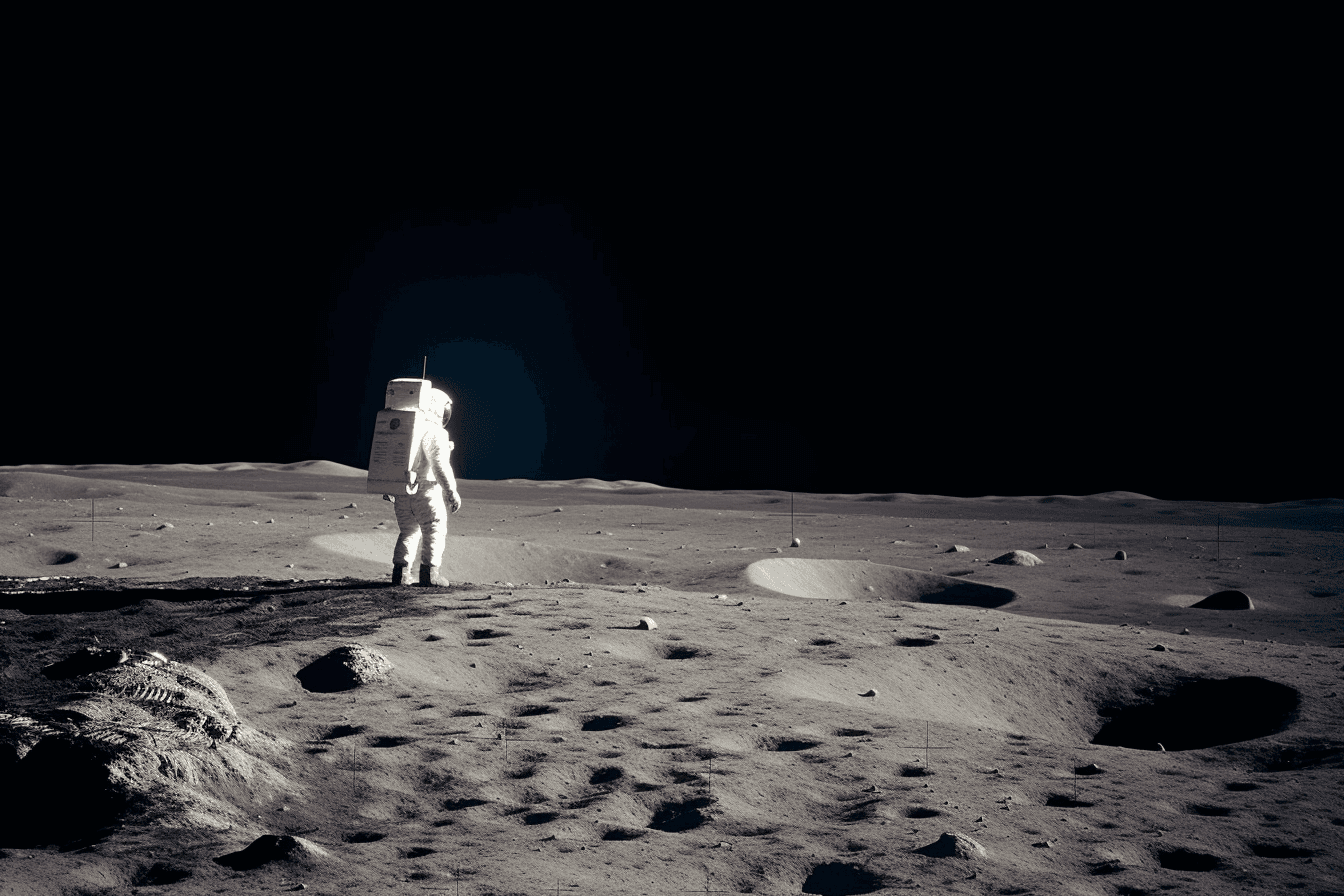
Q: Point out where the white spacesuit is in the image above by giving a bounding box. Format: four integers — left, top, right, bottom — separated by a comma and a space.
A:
389, 388, 463, 586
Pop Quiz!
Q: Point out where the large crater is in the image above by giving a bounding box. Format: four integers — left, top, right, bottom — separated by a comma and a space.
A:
1092, 676, 1299, 752
745, 559, 1016, 607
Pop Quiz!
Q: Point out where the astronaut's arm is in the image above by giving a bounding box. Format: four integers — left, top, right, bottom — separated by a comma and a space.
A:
429, 430, 463, 512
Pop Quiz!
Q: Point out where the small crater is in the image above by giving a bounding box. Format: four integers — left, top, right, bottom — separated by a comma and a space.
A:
324, 724, 366, 739
660, 645, 703, 660
582, 715, 626, 732
133, 863, 192, 886
464, 612, 498, 618
772, 739, 819, 752
905, 807, 942, 818
1046, 795, 1096, 808
369, 735, 414, 748
1091, 677, 1299, 751
1226, 782, 1261, 791
522, 812, 560, 826
678, 695, 710, 702
1249, 842, 1315, 858
649, 797, 713, 832
897, 638, 938, 647
468, 629, 509, 640
810, 638, 838, 646
1156, 848, 1222, 871
835, 728, 871, 737
342, 831, 386, 843
899, 765, 933, 777
442, 798, 489, 811
1188, 804, 1233, 817
403, 847, 435, 859
602, 828, 646, 841
589, 767, 623, 785
514, 704, 557, 717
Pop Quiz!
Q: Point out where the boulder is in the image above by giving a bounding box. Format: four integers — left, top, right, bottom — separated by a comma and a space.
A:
296, 643, 392, 693
989, 550, 1043, 567
1192, 590, 1254, 610
916, 832, 987, 859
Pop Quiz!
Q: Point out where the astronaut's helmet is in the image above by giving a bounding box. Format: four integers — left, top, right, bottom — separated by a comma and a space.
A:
430, 388, 453, 426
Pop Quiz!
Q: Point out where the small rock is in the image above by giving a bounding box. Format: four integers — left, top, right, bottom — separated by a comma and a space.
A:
113, 562, 127, 568
267, 519, 275, 524
637, 617, 657, 630
859, 689, 878, 697
946, 545, 970, 553
791, 537, 802, 547
1151, 644, 1169, 651
930, 633, 941, 640
1068, 543, 1084, 550
339, 514, 349, 519
1075, 763, 1104, 775
554, 507, 563, 512
156, 523, 174, 530
346, 503, 357, 508
1181, 628, 1191, 635
1157, 743, 1166, 752
1114, 550, 1127, 560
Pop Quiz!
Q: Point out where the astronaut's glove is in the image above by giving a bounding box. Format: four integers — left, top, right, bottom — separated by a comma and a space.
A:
381, 494, 395, 504
448, 490, 463, 514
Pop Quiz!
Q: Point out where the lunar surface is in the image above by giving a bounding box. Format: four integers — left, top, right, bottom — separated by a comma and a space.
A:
0, 462, 1340, 895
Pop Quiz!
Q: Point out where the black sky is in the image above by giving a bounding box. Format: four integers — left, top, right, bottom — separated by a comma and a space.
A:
4, 159, 1331, 503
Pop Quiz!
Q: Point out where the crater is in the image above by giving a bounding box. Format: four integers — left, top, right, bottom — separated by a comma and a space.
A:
582, 715, 626, 732
324, 724, 366, 739
745, 558, 1016, 607
442, 798, 489, 811
403, 847, 435, 859
905, 807, 942, 818
468, 629, 509, 640
801, 861, 886, 895
1226, 782, 1261, 791
896, 638, 939, 647
771, 739, 819, 752
369, 735, 414, 748
648, 797, 713, 832
602, 828, 646, 841
522, 812, 560, 826
514, 705, 557, 717
342, 831, 386, 843
835, 728, 871, 737
659, 644, 704, 660
44, 550, 81, 566
1091, 677, 1298, 751
1156, 848, 1222, 872
589, 767, 623, 785
1046, 795, 1096, 808
1187, 804, 1233, 817
1249, 842, 1315, 858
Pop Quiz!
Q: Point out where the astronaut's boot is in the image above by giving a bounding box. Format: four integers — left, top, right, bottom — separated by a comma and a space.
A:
417, 564, 450, 587
391, 565, 405, 586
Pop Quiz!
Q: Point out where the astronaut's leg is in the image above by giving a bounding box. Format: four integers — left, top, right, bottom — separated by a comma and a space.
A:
413, 484, 450, 586
393, 495, 422, 579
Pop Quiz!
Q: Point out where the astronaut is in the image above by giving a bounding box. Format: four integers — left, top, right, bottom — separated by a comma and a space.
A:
387, 388, 463, 586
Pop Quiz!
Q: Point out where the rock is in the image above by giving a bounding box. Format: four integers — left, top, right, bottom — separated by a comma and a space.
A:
636, 617, 657, 630
41, 646, 129, 679
1068, 543, 1084, 550
267, 519, 276, 524
989, 550, 1043, 566
1151, 644, 1169, 651
1181, 628, 1190, 635
859, 689, 878, 697
791, 537, 802, 547
295, 643, 392, 693
915, 832, 987, 859
945, 545, 970, 553
1192, 590, 1254, 610
156, 523, 174, 530
214, 835, 330, 871
339, 515, 349, 519
112, 562, 127, 569
1075, 763, 1104, 775
1114, 550, 1127, 560
346, 503, 357, 509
